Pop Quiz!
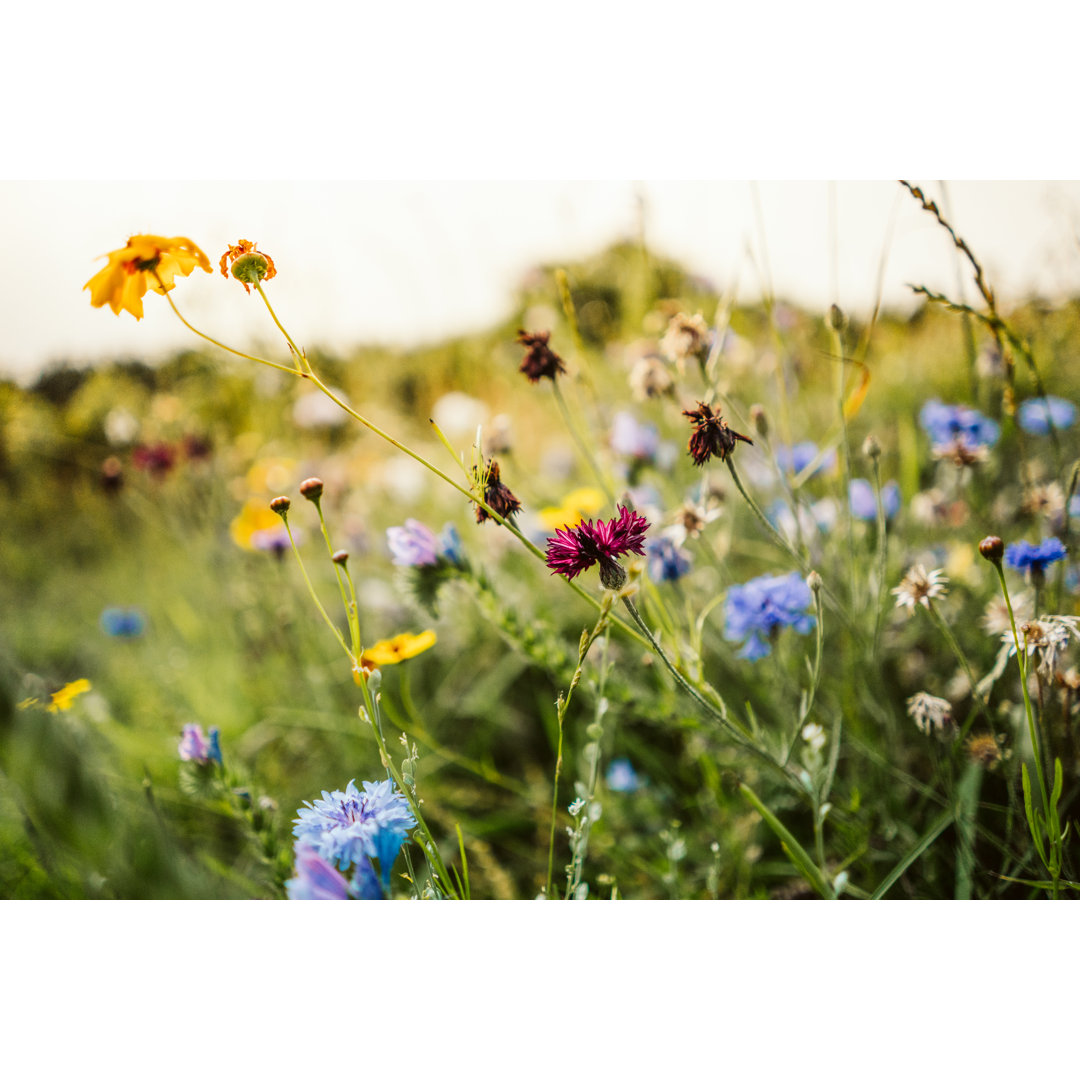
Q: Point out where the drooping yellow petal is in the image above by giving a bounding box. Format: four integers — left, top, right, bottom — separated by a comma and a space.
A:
48, 678, 91, 712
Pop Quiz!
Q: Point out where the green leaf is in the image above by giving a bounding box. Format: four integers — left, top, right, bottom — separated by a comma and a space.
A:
1021, 764, 1048, 865
871, 809, 952, 900
740, 783, 834, 900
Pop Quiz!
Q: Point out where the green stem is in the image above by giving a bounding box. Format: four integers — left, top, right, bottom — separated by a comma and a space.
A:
551, 380, 615, 504
254, 281, 309, 372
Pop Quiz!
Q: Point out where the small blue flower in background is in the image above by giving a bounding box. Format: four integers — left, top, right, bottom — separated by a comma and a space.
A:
610, 411, 660, 462
724, 571, 815, 660
100, 607, 146, 637
606, 758, 642, 793
919, 399, 999, 451
646, 536, 692, 582
178, 723, 222, 766
849, 479, 901, 522
1004, 537, 1068, 577
293, 778, 416, 893
387, 519, 439, 567
775, 441, 835, 477
1018, 396, 1076, 436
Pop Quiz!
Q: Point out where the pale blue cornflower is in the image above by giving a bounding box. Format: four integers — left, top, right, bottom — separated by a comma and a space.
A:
724, 572, 815, 660
293, 779, 416, 888
100, 607, 146, 637
849, 479, 901, 522
611, 412, 660, 462
775, 441, 835, 477
919, 399, 999, 454
646, 536, 692, 582
606, 758, 641, 793
387, 519, 439, 567
285, 844, 359, 900
1017, 396, 1076, 436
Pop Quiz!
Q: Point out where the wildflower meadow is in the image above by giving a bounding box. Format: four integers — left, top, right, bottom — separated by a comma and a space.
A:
4, 182, 1080, 902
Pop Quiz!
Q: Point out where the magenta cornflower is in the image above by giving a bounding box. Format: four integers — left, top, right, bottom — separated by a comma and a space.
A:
545, 505, 650, 589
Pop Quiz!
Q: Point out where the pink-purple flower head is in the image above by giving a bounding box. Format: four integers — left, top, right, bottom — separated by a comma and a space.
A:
285, 843, 380, 900
387, 520, 464, 568
545, 505, 650, 589
292, 779, 416, 893
178, 723, 222, 766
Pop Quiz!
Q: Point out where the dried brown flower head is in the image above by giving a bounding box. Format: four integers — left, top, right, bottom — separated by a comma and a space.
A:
516, 330, 566, 383
219, 239, 277, 293
682, 402, 753, 467
473, 459, 521, 524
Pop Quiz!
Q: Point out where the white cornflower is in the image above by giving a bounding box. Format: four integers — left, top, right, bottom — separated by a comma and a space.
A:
801, 723, 826, 752
628, 356, 674, 400
1002, 617, 1078, 679
664, 500, 722, 546
660, 311, 710, 370
906, 692, 955, 736
980, 592, 1033, 636
892, 565, 949, 614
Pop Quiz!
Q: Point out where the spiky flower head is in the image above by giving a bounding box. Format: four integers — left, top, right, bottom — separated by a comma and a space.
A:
891, 565, 948, 615
1004, 537, 1067, 580
723, 571, 815, 660
516, 329, 566, 383
965, 733, 1010, 771
660, 311, 710, 369
682, 402, 753, 467
178, 723, 222, 765
545, 505, 650, 588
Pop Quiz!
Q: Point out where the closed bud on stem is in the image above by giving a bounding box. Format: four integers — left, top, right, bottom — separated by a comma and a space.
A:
862, 434, 881, 461
807, 570, 823, 593
749, 403, 769, 438
299, 477, 324, 503
828, 303, 847, 332
270, 495, 291, 518
978, 535, 1004, 564
331, 549, 349, 565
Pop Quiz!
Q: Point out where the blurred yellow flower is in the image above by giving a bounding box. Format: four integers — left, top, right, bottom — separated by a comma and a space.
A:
353, 630, 437, 683
48, 679, 91, 712
230, 498, 289, 551
538, 487, 606, 531
85, 235, 211, 320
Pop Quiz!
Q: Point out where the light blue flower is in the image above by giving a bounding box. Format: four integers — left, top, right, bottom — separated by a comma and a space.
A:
724, 571, 815, 661
437, 524, 465, 566
849, 479, 900, 522
293, 779, 416, 888
286, 844, 355, 900
1017, 396, 1076, 436
775, 442, 835, 477
1004, 537, 1067, 577
606, 758, 641, 793
387, 519, 439, 567
100, 607, 146, 637
646, 536, 692, 582
919, 399, 999, 451
610, 412, 660, 462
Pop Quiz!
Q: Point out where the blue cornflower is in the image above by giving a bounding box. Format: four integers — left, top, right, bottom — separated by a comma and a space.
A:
849, 479, 900, 522
100, 607, 146, 637
775, 441, 835, 477
919, 399, 999, 452
1017, 396, 1076, 436
293, 779, 416, 889
606, 758, 641, 793
387, 519, 439, 567
724, 571, 815, 661
610, 411, 660, 462
1004, 538, 1068, 578
646, 536, 692, 582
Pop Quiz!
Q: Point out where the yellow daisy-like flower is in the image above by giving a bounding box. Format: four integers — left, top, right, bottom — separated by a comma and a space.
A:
85, 234, 211, 320
352, 630, 437, 683
538, 487, 606, 531
48, 678, 91, 712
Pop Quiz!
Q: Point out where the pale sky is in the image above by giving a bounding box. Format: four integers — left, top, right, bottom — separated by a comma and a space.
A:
3, 180, 1079, 381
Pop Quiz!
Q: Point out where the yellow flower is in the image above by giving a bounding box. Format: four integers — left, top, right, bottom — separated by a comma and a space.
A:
230, 498, 289, 551
353, 630, 437, 683
538, 487, 606, 531
85, 235, 211, 320
48, 679, 91, 712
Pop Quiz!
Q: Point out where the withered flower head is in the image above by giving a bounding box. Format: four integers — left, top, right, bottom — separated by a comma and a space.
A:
516, 329, 566, 383
966, 732, 1009, 770
473, 459, 521, 524
682, 402, 753, 467
219, 239, 277, 293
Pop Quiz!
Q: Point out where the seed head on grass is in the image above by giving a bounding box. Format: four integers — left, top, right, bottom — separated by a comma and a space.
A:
545, 505, 650, 589
682, 402, 753, 467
